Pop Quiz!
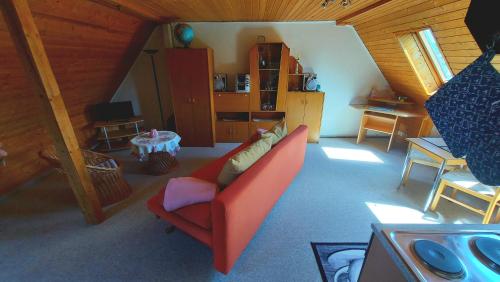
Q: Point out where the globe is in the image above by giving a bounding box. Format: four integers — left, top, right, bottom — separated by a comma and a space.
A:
174, 23, 194, 48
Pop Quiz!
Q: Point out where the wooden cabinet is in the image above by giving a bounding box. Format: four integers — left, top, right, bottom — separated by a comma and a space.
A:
214, 92, 249, 112
166, 48, 215, 147
286, 91, 324, 143
213, 92, 250, 143
216, 121, 249, 142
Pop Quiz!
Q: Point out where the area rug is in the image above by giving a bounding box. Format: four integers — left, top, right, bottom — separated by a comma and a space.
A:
311, 242, 368, 282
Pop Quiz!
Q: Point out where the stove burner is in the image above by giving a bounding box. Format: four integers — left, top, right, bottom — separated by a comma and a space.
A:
473, 237, 500, 273
412, 239, 465, 280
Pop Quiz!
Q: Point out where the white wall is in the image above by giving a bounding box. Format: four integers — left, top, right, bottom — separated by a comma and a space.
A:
186, 21, 388, 137
112, 26, 174, 130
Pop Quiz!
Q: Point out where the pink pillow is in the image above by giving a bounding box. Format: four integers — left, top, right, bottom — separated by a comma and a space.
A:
163, 177, 217, 212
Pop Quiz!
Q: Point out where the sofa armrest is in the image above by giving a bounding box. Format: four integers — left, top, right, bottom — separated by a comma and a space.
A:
211, 126, 308, 273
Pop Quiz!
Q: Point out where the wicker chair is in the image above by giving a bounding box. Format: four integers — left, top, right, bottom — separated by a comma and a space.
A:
40, 147, 132, 207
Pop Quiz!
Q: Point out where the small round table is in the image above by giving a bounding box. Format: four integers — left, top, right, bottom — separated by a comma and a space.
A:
130, 131, 181, 175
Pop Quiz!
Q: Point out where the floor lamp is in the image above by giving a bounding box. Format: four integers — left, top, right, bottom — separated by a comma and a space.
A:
143, 49, 165, 129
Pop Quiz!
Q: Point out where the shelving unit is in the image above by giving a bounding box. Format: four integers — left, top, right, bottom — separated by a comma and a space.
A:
213, 43, 326, 143
250, 43, 290, 112
94, 117, 144, 152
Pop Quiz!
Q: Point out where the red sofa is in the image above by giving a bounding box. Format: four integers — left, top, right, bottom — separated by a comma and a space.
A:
147, 125, 308, 273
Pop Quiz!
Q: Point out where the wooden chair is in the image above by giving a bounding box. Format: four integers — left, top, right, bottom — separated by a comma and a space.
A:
40, 147, 132, 207
430, 169, 500, 224
401, 149, 457, 186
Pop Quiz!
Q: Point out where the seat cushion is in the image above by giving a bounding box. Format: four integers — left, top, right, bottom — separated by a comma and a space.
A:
442, 169, 497, 196
169, 141, 255, 230
410, 149, 457, 170
410, 149, 438, 163
174, 202, 212, 230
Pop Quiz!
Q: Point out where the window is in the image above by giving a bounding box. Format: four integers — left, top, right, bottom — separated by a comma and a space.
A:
418, 28, 453, 82
398, 28, 453, 95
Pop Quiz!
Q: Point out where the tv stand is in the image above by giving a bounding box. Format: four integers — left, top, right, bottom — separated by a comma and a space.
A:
94, 117, 144, 152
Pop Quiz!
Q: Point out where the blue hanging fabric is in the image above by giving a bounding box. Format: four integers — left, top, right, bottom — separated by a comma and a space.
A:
425, 48, 499, 185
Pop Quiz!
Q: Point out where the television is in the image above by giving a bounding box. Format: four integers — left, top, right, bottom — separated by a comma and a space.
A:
93, 101, 135, 121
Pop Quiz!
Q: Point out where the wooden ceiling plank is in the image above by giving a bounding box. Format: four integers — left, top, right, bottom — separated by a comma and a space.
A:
91, 0, 169, 23
348, 0, 424, 26
336, 0, 392, 25
0, 0, 104, 224
356, 1, 469, 34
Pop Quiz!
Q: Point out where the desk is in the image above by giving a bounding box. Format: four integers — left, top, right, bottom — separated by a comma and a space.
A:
352, 104, 424, 152
400, 137, 467, 212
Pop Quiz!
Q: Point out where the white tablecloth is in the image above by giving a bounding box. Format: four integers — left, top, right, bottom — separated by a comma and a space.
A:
130, 131, 181, 160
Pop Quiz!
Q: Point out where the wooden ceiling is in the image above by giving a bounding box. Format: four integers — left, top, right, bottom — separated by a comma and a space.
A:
104, 0, 386, 22
345, 0, 499, 105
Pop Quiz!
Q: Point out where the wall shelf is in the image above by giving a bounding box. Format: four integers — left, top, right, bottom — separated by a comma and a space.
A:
250, 43, 289, 113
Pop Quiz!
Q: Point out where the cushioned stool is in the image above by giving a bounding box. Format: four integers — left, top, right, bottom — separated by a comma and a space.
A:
401, 149, 457, 186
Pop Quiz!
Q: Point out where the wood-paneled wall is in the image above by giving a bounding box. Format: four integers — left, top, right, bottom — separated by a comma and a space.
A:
345, 0, 499, 105
0, 0, 154, 194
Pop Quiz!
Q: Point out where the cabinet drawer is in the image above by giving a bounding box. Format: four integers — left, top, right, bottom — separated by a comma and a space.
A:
214, 93, 249, 112
216, 122, 249, 143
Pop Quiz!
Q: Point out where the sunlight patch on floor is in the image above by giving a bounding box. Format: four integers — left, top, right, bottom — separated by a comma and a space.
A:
366, 202, 440, 224
321, 147, 384, 163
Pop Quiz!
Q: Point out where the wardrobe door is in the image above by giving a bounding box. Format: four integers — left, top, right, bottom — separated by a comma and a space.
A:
190, 49, 215, 147
166, 50, 195, 146
286, 92, 306, 134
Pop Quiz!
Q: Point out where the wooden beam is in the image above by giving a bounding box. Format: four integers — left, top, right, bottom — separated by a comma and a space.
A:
336, 0, 392, 25
0, 0, 104, 224
91, 0, 170, 23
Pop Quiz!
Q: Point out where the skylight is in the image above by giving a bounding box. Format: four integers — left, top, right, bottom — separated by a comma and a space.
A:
418, 28, 454, 82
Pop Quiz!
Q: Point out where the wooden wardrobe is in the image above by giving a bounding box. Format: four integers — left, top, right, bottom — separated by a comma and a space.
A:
166, 48, 215, 147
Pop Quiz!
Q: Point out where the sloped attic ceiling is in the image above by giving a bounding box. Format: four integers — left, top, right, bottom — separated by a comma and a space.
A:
116, 0, 498, 105
108, 0, 386, 22
343, 0, 500, 105
0, 0, 155, 194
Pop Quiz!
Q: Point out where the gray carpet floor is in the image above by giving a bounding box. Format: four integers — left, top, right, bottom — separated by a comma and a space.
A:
0, 138, 482, 282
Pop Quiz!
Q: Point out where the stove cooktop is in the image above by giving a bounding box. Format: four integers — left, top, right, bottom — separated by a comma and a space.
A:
384, 230, 500, 281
